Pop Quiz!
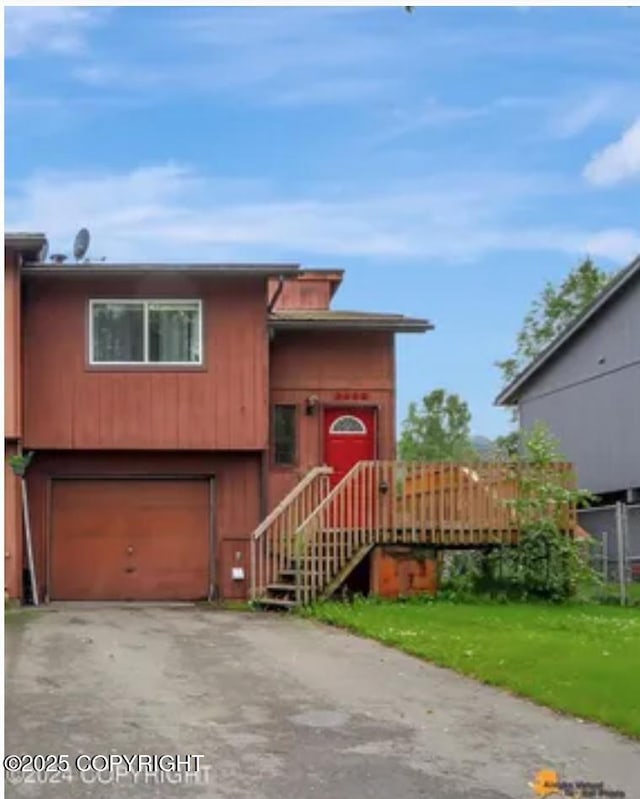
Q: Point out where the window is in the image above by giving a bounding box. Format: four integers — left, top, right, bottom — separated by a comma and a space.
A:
273, 405, 297, 466
329, 415, 367, 434
90, 300, 202, 365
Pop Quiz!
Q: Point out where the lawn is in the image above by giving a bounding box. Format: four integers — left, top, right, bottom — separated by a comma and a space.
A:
302, 599, 640, 738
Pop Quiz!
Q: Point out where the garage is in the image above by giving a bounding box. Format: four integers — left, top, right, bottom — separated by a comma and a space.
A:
50, 478, 212, 601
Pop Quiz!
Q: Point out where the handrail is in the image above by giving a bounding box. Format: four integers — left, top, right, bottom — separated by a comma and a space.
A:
250, 465, 333, 601
252, 466, 333, 541
290, 459, 577, 604
293, 461, 365, 536
251, 459, 577, 605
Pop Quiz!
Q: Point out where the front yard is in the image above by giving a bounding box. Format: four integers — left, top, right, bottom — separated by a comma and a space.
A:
303, 599, 640, 738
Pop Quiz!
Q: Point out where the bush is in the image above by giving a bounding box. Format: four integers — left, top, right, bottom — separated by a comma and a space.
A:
441, 424, 599, 603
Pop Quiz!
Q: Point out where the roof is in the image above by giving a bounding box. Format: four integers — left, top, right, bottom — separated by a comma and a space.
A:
269, 309, 433, 332
5, 232, 48, 256
22, 262, 300, 278
496, 254, 640, 406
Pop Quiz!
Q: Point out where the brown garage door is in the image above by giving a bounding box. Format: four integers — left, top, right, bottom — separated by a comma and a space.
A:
50, 479, 211, 600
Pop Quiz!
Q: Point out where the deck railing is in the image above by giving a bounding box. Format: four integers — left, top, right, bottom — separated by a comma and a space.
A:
251, 466, 332, 601
290, 460, 577, 604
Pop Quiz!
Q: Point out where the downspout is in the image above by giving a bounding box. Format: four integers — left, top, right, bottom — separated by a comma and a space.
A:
10, 447, 38, 606
10, 250, 40, 606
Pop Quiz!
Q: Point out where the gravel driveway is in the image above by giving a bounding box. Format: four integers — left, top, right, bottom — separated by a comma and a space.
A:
5, 607, 639, 798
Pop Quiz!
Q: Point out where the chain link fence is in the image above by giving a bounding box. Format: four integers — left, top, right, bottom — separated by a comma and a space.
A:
578, 502, 640, 605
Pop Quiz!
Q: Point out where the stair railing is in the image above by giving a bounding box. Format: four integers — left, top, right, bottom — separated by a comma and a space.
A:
251, 466, 333, 601
292, 461, 392, 604
291, 460, 578, 604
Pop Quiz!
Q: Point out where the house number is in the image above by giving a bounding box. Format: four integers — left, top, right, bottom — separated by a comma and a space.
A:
334, 392, 369, 401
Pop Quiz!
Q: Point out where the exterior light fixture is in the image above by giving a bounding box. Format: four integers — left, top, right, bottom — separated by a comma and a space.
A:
305, 395, 320, 416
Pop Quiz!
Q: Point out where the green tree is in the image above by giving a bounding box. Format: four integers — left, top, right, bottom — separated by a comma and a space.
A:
497, 257, 614, 388
399, 389, 474, 461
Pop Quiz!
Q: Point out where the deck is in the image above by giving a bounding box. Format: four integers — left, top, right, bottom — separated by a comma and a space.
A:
252, 460, 577, 605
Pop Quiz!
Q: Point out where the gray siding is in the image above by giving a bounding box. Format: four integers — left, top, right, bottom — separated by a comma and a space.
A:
518, 274, 640, 495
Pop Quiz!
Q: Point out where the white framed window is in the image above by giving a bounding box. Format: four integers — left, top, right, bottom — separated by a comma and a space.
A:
329, 415, 367, 434
89, 299, 203, 365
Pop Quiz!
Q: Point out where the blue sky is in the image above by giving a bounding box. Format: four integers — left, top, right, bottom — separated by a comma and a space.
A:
5, 6, 640, 438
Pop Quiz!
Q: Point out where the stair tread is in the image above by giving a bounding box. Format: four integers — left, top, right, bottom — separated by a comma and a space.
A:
267, 583, 297, 592
255, 597, 297, 609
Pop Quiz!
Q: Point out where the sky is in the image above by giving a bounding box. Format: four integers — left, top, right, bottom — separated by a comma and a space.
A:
4, 5, 640, 439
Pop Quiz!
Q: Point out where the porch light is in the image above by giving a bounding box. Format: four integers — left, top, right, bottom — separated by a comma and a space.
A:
305, 395, 320, 416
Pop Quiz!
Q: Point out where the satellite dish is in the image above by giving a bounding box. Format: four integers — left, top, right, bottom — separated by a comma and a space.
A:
73, 228, 91, 261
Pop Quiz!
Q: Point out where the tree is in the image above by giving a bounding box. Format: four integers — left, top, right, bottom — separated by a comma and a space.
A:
399, 389, 474, 461
497, 258, 614, 388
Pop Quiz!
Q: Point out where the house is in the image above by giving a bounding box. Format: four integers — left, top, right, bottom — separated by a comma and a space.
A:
495, 254, 640, 556
5, 232, 437, 603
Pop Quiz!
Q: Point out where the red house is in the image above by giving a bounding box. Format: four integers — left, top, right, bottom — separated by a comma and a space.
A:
4, 232, 433, 604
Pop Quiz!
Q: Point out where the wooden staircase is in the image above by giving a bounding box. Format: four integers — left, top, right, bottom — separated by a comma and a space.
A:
251, 460, 577, 609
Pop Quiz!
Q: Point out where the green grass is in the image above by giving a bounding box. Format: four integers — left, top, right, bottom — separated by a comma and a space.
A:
302, 598, 640, 738
579, 581, 640, 606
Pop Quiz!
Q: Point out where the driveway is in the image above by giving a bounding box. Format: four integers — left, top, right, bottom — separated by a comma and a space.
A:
5, 607, 639, 798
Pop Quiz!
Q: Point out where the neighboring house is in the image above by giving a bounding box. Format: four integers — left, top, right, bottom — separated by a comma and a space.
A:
4, 233, 433, 603
496, 255, 640, 559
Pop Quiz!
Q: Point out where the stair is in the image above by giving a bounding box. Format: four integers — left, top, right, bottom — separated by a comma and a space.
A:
252, 459, 578, 608
254, 533, 373, 611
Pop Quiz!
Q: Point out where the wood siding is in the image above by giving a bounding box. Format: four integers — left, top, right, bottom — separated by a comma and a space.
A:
268, 275, 336, 310
268, 330, 396, 508
22, 276, 269, 450
5, 249, 21, 440
4, 443, 23, 600
26, 451, 261, 602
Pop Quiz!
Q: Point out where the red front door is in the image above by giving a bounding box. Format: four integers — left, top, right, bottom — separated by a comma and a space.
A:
324, 407, 376, 488
324, 407, 376, 528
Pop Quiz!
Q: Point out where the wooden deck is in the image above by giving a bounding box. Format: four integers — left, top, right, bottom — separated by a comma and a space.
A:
251, 460, 577, 605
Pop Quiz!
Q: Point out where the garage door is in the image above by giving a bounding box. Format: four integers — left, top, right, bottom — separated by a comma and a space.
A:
50, 479, 211, 600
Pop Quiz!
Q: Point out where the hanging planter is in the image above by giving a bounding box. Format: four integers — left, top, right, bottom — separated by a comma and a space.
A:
8, 451, 34, 478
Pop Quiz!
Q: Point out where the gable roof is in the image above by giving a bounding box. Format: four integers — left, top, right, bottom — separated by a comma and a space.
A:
496, 254, 640, 406
269, 309, 432, 332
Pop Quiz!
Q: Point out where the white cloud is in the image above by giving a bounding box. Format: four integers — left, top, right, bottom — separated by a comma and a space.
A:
4, 7, 106, 58
581, 229, 640, 262
6, 163, 638, 266
550, 92, 614, 139
68, 7, 396, 105
583, 118, 640, 186
375, 98, 490, 143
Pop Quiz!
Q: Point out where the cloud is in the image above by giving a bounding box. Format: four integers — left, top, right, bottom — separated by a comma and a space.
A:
6, 163, 638, 265
67, 7, 397, 106
4, 7, 106, 58
583, 118, 640, 186
550, 92, 615, 139
376, 98, 490, 143
547, 85, 640, 140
